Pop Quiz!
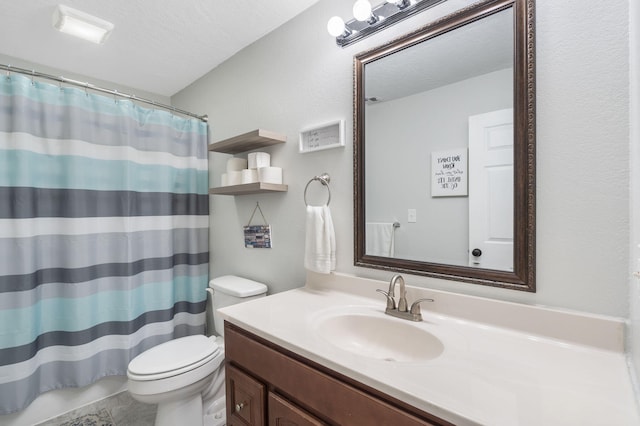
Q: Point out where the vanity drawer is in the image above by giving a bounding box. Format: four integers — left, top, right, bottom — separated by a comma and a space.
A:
227, 364, 266, 426
225, 322, 451, 426
268, 392, 327, 426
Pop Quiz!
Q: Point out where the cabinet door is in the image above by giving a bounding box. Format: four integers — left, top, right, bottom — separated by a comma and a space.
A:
268, 392, 327, 426
227, 364, 266, 426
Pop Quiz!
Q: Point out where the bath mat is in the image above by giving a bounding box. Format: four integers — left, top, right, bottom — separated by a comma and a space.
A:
60, 409, 114, 426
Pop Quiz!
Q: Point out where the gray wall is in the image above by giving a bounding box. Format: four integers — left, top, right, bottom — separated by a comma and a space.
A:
629, 0, 640, 395
172, 0, 630, 318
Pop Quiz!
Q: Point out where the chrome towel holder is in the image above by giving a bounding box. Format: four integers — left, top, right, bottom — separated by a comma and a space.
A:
304, 173, 331, 206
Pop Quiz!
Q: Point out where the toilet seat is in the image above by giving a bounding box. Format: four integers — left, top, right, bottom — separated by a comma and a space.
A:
128, 335, 221, 381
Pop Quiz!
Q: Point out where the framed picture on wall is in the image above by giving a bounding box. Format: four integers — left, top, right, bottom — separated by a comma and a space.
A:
431, 148, 468, 197
299, 120, 345, 153
243, 225, 272, 248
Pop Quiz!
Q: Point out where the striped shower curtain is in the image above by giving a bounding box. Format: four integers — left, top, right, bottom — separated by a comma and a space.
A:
0, 74, 209, 414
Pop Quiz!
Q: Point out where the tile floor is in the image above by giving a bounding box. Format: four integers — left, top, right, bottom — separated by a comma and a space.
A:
35, 391, 156, 426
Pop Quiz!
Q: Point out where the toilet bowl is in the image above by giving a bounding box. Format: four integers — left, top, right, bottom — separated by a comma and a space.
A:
126, 275, 268, 426
128, 335, 223, 426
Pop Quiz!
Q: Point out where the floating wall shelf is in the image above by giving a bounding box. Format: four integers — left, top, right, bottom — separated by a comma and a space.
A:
208, 129, 286, 154
209, 182, 288, 195
208, 129, 288, 196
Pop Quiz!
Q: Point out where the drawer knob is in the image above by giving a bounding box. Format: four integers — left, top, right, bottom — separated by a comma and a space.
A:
235, 402, 245, 412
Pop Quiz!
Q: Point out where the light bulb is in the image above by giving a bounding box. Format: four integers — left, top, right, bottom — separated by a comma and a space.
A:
389, 0, 409, 7
327, 16, 346, 37
353, 0, 373, 22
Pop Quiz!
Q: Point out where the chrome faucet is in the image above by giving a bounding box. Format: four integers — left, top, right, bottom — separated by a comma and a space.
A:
376, 274, 433, 321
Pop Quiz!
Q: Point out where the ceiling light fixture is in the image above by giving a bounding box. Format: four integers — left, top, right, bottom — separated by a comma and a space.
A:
327, 0, 446, 48
52, 5, 114, 44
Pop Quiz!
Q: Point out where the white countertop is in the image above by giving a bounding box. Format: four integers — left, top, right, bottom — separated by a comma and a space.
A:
218, 272, 640, 425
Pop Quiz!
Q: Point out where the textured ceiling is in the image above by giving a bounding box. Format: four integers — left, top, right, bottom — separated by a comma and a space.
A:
0, 0, 321, 97
365, 7, 513, 103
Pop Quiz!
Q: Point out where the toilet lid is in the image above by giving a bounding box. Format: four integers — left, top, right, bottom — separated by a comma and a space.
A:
128, 335, 220, 377
210, 275, 267, 297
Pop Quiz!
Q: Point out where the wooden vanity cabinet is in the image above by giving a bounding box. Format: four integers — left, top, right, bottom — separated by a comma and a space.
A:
268, 392, 327, 426
227, 365, 266, 426
224, 322, 452, 426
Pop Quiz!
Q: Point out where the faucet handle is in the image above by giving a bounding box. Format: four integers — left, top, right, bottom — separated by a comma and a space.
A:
376, 289, 396, 311
409, 298, 434, 315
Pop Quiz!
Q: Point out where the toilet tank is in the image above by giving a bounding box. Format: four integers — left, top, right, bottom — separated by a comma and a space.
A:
207, 275, 267, 337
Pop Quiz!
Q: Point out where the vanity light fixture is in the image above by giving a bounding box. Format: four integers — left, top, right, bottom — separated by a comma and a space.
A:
52, 5, 114, 44
389, 0, 411, 9
353, 0, 379, 24
327, 0, 447, 48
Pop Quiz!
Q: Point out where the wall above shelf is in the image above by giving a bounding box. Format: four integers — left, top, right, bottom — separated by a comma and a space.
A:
209, 182, 288, 195
208, 129, 286, 154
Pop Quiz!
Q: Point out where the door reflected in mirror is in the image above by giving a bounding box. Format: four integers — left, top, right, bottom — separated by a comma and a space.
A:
354, 0, 535, 291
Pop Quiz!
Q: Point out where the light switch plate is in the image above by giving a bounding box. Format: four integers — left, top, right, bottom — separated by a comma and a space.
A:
408, 209, 417, 223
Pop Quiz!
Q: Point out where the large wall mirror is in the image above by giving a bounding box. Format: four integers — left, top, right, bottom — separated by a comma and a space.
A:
354, 0, 535, 291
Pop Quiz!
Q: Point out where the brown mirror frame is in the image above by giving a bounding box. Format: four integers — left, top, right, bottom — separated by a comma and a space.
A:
354, 0, 536, 291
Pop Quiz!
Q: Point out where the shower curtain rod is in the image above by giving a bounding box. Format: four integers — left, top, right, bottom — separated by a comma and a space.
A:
0, 63, 208, 122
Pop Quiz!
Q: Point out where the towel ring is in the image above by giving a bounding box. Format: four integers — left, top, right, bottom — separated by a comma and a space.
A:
304, 173, 331, 206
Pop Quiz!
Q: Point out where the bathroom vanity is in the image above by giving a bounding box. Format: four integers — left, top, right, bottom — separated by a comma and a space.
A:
224, 323, 449, 425
220, 272, 639, 425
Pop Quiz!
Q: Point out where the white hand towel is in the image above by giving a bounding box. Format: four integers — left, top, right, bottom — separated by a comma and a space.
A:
304, 205, 336, 274
366, 222, 395, 257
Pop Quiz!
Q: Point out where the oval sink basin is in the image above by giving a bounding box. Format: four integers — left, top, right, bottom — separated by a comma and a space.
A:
314, 313, 443, 362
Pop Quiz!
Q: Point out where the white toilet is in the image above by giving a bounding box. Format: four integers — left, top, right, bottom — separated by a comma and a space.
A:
127, 275, 268, 426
